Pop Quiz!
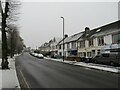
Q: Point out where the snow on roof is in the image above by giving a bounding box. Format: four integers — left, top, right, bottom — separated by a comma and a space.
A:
59, 32, 83, 44
96, 29, 101, 32
54, 37, 62, 43
79, 20, 120, 40
54, 20, 120, 45
93, 28, 119, 37
69, 32, 83, 42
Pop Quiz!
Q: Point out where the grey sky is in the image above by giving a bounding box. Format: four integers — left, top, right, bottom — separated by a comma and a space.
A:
19, 2, 118, 48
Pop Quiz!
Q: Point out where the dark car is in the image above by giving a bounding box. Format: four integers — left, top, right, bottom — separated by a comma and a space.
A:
91, 52, 120, 66
80, 57, 92, 63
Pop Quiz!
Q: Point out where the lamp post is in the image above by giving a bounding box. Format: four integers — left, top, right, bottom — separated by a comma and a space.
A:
61, 17, 64, 62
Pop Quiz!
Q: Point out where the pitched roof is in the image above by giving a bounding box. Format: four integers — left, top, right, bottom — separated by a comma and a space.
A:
59, 32, 84, 45
58, 20, 120, 44
91, 20, 120, 38
54, 37, 62, 43
78, 20, 120, 41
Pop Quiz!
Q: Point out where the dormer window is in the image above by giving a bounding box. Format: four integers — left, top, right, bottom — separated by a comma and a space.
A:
96, 29, 101, 32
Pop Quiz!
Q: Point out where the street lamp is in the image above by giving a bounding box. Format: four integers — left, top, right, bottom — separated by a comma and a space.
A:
61, 16, 64, 62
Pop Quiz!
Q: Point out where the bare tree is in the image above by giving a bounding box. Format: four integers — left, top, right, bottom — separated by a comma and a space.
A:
16, 36, 25, 54
0, 0, 21, 69
7, 24, 25, 58
7, 24, 18, 58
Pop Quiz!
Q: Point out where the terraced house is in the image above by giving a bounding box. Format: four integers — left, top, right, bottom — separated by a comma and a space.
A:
57, 33, 83, 58
39, 20, 120, 61
49, 37, 62, 57
77, 20, 120, 58
39, 37, 62, 57
56, 20, 120, 61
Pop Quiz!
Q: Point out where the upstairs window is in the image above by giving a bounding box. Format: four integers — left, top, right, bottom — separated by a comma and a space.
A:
112, 33, 120, 44
72, 42, 76, 48
79, 41, 85, 48
59, 45, 61, 49
67, 43, 70, 49
98, 37, 104, 46
89, 39, 93, 47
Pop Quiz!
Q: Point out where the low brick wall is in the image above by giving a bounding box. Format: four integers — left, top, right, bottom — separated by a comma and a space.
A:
66, 56, 81, 62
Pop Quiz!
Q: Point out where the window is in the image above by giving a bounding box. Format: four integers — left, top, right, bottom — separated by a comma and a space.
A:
67, 43, 70, 49
79, 52, 86, 57
89, 39, 93, 47
92, 50, 96, 57
59, 45, 61, 49
79, 41, 85, 48
96, 55, 100, 58
79, 52, 83, 57
63, 44, 65, 49
52, 46, 54, 49
97, 50, 100, 54
59, 52, 62, 56
112, 33, 120, 44
87, 52, 91, 57
83, 52, 86, 57
102, 54, 109, 57
98, 37, 104, 46
72, 42, 76, 48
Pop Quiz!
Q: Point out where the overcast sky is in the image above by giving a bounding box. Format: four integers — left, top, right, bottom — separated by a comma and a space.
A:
18, 1, 118, 48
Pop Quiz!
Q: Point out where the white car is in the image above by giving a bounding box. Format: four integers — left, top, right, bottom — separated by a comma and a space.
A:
34, 53, 38, 57
37, 54, 44, 59
31, 52, 34, 56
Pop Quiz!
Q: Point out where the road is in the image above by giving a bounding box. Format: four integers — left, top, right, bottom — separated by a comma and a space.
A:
15, 52, 119, 88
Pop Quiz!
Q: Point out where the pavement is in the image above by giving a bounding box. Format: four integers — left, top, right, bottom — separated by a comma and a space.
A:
0, 55, 20, 90
15, 52, 119, 88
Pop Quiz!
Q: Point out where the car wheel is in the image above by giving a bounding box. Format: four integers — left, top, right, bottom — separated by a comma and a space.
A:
94, 60, 97, 64
110, 62, 114, 66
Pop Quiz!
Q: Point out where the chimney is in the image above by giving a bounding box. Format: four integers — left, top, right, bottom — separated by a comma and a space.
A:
85, 27, 90, 35
64, 34, 68, 38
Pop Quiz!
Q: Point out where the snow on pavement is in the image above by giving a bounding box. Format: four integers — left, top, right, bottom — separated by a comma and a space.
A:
44, 57, 119, 73
44, 57, 77, 64
0, 56, 20, 89
74, 62, 119, 73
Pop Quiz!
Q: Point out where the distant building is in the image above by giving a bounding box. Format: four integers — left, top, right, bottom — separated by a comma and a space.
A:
39, 37, 62, 57
50, 37, 62, 57
24, 47, 31, 52
39, 42, 50, 52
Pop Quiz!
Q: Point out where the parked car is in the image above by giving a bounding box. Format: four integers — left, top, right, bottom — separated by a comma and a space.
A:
34, 53, 38, 57
80, 56, 92, 63
91, 52, 120, 66
37, 54, 44, 59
